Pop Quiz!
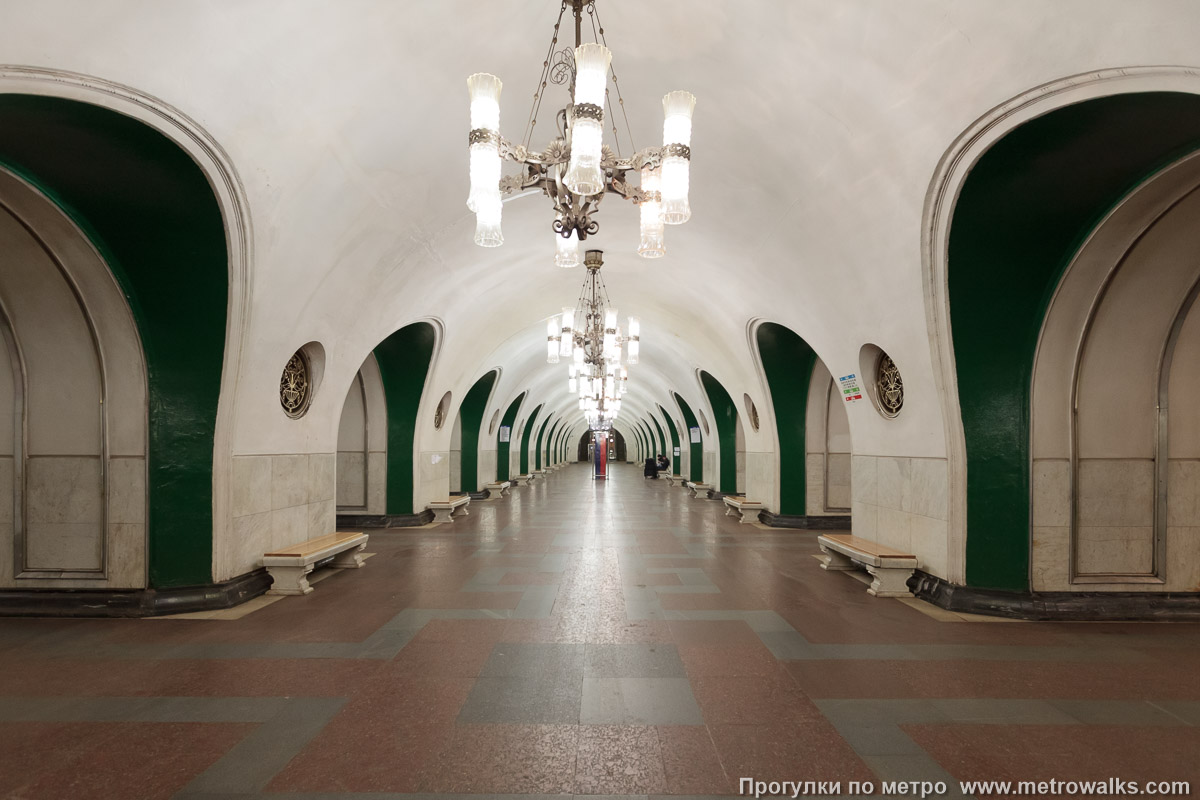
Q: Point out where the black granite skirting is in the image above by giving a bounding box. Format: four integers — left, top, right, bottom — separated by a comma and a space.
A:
910, 570, 1200, 621
759, 511, 852, 530
336, 509, 435, 528
0, 568, 273, 618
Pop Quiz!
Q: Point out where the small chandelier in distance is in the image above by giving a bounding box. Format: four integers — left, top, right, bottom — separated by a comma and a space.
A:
466, 0, 695, 264
546, 249, 637, 430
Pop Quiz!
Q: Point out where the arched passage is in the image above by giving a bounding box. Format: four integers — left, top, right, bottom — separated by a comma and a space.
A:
937, 85, 1200, 599
335, 353, 387, 514
372, 322, 438, 517
0, 93, 232, 593
658, 405, 681, 476
519, 404, 543, 476
496, 392, 525, 481
674, 393, 703, 482
453, 370, 497, 495
700, 371, 739, 495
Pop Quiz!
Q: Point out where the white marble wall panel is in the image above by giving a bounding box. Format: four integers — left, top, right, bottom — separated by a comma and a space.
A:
743, 451, 772, 504
735, 450, 746, 494
449, 449, 462, 493
416, 450, 450, 508
478, 449, 497, 485
851, 454, 948, 579
826, 453, 852, 510
225, 452, 337, 579
336, 451, 366, 507
24, 456, 103, 571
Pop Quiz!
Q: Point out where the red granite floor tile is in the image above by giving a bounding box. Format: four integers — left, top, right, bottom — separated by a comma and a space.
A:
659, 592, 771, 610
499, 571, 562, 585
693, 673, 824, 726
390, 639, 496, 677
2, 721, 253, 800
503, 617, 590, 643
421, 724, 579, 794
678, 642, 784, 678
623, 572, 684, 586
669, 620, 762, 647
710, 721, 875, 785
784, 659, 917, 699
657, 725, 732, 795
574, 725, 667, 794
409, 591, 523, 610
270, 719, 454, 792
904, 724, 1200, 796
586, 618, 674, 644
410, 618, 509, 644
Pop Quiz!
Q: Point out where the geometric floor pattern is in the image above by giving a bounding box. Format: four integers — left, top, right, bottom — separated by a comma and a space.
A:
2, 464, 1200, 798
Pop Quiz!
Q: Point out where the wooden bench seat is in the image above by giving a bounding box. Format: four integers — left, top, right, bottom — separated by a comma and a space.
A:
817, 533, 917, 597
685, 481, 713, 499
263, 531, 368, 596
722, 495, 765, 524
484, 480, 511, 500
428, 495, 471, 523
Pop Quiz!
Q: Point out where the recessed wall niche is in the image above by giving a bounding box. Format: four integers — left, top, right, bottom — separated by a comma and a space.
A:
280, 341, 325, 419
742, 393, 760, 431
434, 391, 452, 429
859, 343, 903, 419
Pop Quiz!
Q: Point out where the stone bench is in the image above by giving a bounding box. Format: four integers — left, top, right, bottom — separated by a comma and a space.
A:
512, 474, 532, 486
483, 481, 511, 500
723, 495, 765, 524
428, 495, 471, 523
685, 481, 713, 499
664, 474, 685, 487
263, 531, 368, 596
817, 533, 917, 597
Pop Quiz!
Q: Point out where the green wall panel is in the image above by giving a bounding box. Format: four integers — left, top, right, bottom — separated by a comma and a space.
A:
948, 92, 1200, 591
700, 372, 738, 494
0, 96, 228, 588
520, 404, 543, 475
544, 419, 560, 467
674, 393, 703, 481
457, 370, 497, 493
658, 405, 681, 475
496, 393, 525, 481
374, 322, 437, 515
535, 414, 552, 471
755, 323, 818, 516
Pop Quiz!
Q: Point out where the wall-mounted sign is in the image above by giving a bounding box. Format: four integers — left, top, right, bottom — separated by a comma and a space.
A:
689, 426, 701, 443
499, 425, 511, 442
673, 446, 681, 457
838, 373, 863, 403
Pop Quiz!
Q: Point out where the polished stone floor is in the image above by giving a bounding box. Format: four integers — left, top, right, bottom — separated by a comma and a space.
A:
2, 464, 1200, 799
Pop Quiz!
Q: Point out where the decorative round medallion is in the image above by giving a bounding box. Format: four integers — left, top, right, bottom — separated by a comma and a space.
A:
875, 352, 904, 418
434, 391, 452, 429
280, 350, 312, 418
743, 394, 760, 432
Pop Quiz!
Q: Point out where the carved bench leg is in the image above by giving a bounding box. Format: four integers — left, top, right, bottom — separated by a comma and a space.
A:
865, 566, 914, 597
330, 542, 366, 569
724, 504, 739, 517
738, 508, 760, 524
430, 508, 454, 524
485, 488, 502, 500
818, 546, 855, 571
266, 564, 315, 595
453, 504, 470, 517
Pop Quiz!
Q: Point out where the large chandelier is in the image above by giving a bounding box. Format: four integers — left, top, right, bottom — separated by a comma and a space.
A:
466, 0, 696, 262
545, 249, 637, 430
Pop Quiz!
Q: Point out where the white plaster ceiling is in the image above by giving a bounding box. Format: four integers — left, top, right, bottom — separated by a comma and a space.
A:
1, 0, 1198, 458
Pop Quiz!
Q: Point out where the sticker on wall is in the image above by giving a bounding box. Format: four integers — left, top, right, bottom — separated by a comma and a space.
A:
499, 425, 511, 442
689, 426, 701, 443
838, 373, 864, 403
673, 446, 681, 456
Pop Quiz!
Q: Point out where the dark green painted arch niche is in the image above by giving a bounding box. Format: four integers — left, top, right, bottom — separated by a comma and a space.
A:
755, 322, 819, 516
496, 393, 526, 481
373, 322, 438, 515
948, 91, 1200, 591
456, 370, 498, 493
673, 393, 703, 482
0, 94, 229, 588
699, 372, 739, 495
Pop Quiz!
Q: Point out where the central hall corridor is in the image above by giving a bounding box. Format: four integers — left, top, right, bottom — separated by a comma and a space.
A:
1, 465, 1199, 798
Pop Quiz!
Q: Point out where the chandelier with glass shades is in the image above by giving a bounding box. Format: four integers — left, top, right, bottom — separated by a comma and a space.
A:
545, 250, 638, 430
466, 0, 696, 263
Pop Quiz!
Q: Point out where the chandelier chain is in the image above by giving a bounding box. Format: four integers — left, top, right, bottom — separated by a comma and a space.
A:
522, 1, 569, 150
590, 0, 637, 156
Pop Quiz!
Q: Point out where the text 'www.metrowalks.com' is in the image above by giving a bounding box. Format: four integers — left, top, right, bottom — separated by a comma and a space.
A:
739, 777, 1192, 798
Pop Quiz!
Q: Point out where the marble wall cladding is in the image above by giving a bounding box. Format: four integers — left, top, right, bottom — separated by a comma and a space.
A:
851, 455, 949, 578
225, 453, 336, 580
827, 453, 852, 510
0, 456, 12, 523
743, 451, 772, 506
735, 450, 746, 494
1033, 457, 1200, 591
478, 449, 496, 485
336, 451, 367, 508
449, 448, 462, 493
24, 455, 103, 571
417, 450, 450, 508
704, 451, 717, 485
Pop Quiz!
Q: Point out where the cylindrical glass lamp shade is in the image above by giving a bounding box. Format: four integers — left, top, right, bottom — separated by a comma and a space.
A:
468, 73, 502, 129
660, 90, 695, 225
555, 227, 582, 268
573, 346, 585, 365
546, 317, 560, 363
565, 44, 611, 197
627, 340, 639, 364
638, 168, 665, 258
604, 308, 618, 329
568, 377, 577, 393
473, 193, 503, 247
627, 317, 640, 338
565, 117, 604, 196
466, 74, 503, 213
561, 307, 575, 332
